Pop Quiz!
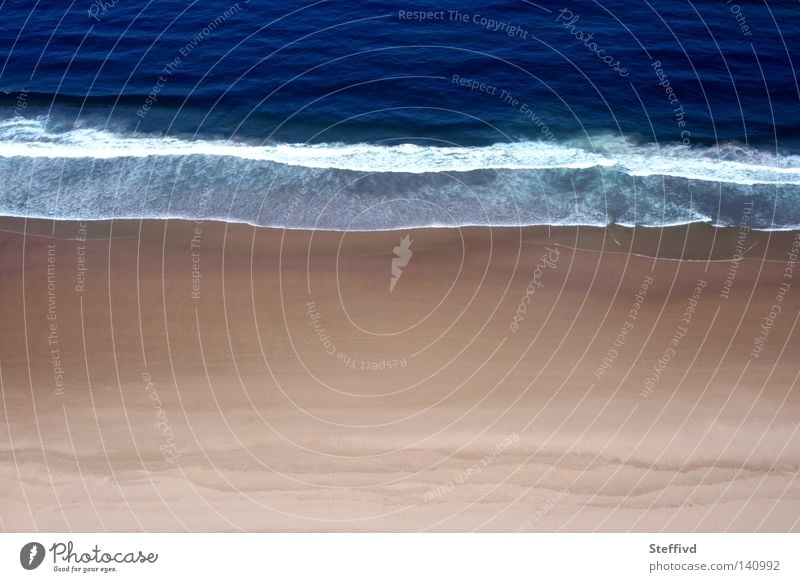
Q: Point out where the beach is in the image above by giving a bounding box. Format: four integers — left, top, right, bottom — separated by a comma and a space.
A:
1, 216, 797, 532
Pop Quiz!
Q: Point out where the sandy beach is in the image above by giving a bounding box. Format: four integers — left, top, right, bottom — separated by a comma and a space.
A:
0, 216, 798, 532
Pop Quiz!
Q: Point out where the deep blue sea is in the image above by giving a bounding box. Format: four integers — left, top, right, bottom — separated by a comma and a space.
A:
1, 0, 798, 230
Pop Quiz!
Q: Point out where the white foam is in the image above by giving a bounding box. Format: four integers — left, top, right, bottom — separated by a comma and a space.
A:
0, 117, 798, 185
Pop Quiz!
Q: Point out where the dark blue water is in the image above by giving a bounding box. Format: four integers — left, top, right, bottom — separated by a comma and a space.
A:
0, 1, 798, 230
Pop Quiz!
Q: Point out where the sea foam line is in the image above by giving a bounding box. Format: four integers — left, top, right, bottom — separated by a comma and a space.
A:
0, 119, 798, 185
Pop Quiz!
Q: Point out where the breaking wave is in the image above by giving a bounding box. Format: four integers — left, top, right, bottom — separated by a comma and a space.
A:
0, 117, 796, 230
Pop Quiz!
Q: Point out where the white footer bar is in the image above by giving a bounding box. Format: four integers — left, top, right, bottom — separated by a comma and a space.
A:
1, 533, 796, 581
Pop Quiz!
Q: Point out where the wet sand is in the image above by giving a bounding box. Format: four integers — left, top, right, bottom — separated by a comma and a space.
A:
0, 216, 798, 531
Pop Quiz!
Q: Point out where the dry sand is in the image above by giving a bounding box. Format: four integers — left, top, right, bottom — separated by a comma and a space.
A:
0, 217, 798, 531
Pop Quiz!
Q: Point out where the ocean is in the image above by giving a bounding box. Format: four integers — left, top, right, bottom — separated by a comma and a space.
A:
1, 0, 798, 230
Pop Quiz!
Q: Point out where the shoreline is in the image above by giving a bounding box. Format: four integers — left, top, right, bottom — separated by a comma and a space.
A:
2, 215, 798, 261
4, 214, 800, 233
